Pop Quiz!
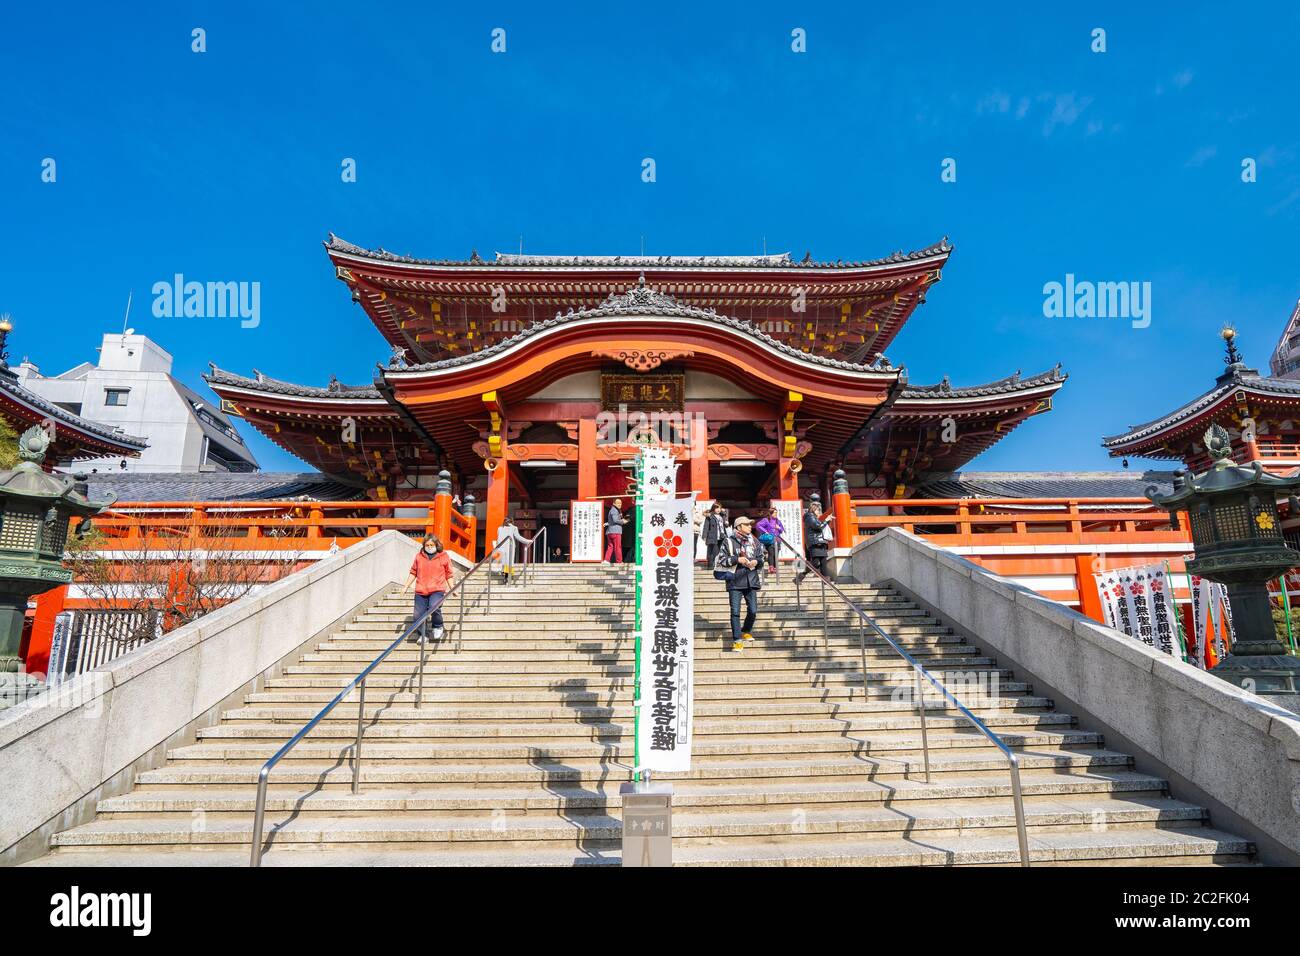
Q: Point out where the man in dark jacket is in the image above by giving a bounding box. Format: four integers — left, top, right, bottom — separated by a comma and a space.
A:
798, 499, 833, 583
701, 502, 726, 569
720, 515, 765, 651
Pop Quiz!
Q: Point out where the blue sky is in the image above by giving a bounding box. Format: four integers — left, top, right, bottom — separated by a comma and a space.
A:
2, 2, 1297, 473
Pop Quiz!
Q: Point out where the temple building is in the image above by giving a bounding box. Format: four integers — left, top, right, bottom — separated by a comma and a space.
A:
1103, 326, 1300, 476
206, 235, 1067, 550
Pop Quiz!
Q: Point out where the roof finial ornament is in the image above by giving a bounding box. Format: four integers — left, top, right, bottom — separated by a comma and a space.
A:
636, 272, 646, 289
1220, 324, 1243, 367
389, 345, 409, 369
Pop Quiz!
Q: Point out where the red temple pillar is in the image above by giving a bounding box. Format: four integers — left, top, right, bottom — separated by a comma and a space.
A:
777, 392, 801, 499
690, 416, 709, 500
1075, 554, 1106, 623
486, 456, 509, 550
25, 585, 67, 677
433, 470, 453, 543
831, 469, 853, 548
578, 418, 597, 501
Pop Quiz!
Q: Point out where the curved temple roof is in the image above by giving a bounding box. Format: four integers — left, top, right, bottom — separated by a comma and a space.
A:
1102, 363, 1300, 456
899, 365, 1067, 401
325, 234, 953, 272
382, 276, 902, 379
206, 366, 383, 401
326, 233, 953, 366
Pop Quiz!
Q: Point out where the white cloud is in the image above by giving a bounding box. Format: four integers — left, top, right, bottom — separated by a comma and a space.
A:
1041, 93, 1094, 137
977, 91, 1011, 114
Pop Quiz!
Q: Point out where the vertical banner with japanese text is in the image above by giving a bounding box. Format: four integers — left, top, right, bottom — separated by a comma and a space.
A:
637, 449, 696, 773
1095, 562, 1199, 662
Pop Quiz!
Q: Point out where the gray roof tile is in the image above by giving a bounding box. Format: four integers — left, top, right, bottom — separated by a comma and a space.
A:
916, 470, 1177, 500
78, 471, 365, 503
325, 233, 953, 271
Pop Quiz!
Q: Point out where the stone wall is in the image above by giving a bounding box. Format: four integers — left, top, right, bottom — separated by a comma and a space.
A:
0, 529, 421, 864
849, 527, 1300, 865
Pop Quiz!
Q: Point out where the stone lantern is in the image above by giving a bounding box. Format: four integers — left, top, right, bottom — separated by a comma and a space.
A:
1147, 423, 1300, 695
0, 426, 114, 690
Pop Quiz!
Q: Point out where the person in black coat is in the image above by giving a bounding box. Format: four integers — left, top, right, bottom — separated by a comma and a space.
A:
701, 502, 726, 569
798, 499, 833, 583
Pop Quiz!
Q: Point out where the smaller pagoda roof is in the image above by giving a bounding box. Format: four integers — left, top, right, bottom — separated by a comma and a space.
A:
1102, 363, 1300, 454
918, 470, 1177, 500
205, 366, 382, 400
0, 367, 147, 459
84, 471, 367, 503
326, 234, 953, 272
899, 365, 1067, 401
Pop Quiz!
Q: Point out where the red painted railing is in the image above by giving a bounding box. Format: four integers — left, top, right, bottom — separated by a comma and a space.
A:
830, 495, 1193, 619
90, 499, 479, 562
844, 497, 1185, 547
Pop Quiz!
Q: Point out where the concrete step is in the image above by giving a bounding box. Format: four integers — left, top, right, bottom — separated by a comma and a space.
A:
192, 724, 1091, 751
304, 642, 968, 664
243, 682, 1034, 705
194, 720, 1069, 755
361, 600, 920, 617
91, 769, 1168, 816
325, 626, 955, 643
215, 695, 1056, 726
50, 794, 1225, 853
292, 642, 987, 666
230, 694, 1043, 722
30, 826, 1255, 867
261, 665, 1013, 691
337, 617, 941, 635
134, 748, 1135, 788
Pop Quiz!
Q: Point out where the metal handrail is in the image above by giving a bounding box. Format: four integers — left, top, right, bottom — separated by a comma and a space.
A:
518, 526, 548, 585
775, 533, 1031, 866
248, 544, 502, 867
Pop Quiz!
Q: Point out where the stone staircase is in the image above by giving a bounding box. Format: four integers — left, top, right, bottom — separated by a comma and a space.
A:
28, 564, 1254, 866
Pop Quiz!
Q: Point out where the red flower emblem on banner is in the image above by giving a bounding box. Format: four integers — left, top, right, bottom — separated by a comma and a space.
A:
654, 530, 682, 558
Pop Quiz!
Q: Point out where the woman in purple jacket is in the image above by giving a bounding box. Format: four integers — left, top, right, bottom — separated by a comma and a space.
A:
754, 508, 785, 579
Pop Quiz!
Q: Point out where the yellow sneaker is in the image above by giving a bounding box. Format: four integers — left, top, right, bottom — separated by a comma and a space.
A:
742, 632, 754, 643
731, 640, 745, 652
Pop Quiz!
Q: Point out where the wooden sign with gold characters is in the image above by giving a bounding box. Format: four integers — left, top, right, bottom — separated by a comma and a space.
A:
600, 374, 684, 411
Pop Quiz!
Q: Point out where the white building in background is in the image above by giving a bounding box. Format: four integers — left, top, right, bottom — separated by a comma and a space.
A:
15, 332, 259, 473
1268, 298, 1300, 379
